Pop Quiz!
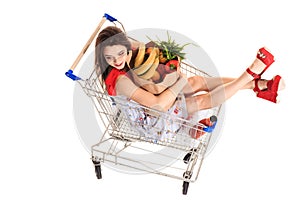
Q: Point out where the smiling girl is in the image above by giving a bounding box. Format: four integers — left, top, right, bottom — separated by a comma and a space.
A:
95, 26, 285, 115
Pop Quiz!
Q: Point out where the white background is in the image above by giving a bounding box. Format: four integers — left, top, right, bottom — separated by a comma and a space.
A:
1, 0, 299, 199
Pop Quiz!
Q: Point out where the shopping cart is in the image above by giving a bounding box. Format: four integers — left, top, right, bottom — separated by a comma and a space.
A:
66, 13, 223, 195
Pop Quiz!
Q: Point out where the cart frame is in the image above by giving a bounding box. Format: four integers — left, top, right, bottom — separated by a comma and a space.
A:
66, 13, 223, 195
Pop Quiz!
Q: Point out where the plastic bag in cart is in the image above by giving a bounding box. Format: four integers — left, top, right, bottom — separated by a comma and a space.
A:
113, 93, 188, 143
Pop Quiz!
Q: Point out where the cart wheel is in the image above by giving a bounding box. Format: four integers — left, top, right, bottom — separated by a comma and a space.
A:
92, 160, 102, 179
183, 148, 197, 164
182, 181, 189, 195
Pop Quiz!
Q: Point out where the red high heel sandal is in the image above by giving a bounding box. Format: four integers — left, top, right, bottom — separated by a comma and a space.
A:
246, 47, 275, 79
253, 75, 282, 103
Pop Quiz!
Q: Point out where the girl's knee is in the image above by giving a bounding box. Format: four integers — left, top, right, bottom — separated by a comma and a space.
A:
188, 76, 202, 86
195, 94, 213, 110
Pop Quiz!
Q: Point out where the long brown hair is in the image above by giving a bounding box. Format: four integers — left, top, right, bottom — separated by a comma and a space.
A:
95, 26, 131, 80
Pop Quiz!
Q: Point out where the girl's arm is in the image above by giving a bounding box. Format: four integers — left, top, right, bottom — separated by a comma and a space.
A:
116, 75, 188, 112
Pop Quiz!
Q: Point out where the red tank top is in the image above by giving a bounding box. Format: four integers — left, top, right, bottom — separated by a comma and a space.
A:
104, 68, 127, 96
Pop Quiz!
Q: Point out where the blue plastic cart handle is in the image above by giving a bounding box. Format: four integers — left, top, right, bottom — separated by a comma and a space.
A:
104, 13, 117, 22
203, 120, 218, 133
65, 70, 81, 81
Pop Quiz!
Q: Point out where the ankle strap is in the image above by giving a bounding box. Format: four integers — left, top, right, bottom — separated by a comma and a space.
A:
253, 79, 260, 93
246, 68, 260, 79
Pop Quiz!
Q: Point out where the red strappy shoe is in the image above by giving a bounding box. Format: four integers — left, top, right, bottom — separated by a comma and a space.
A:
253, 75, 282, 103
246, 47, 275, 79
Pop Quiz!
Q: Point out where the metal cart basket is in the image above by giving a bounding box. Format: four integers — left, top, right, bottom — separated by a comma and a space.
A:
66, 13, 223, 195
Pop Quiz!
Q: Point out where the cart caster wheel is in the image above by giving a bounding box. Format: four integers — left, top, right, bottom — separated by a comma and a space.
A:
182, 181, 189, 195
93, 160, 102, 179
183, 148, 197, 164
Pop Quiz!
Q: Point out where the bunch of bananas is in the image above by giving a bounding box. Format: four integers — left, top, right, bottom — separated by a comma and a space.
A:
133, 42, 160, 80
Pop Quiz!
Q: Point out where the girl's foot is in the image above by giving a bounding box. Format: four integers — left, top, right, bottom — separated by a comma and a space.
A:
253, 76, 285, 92
246, 47, 275, 79
253, 75, 285, 103
246, 58, 267, 79
256, 47, 275, 77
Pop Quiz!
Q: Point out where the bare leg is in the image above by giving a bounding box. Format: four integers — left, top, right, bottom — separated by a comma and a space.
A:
185, 58, 267, 114
182, 74, 278, 96
182, 76, 233, 95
